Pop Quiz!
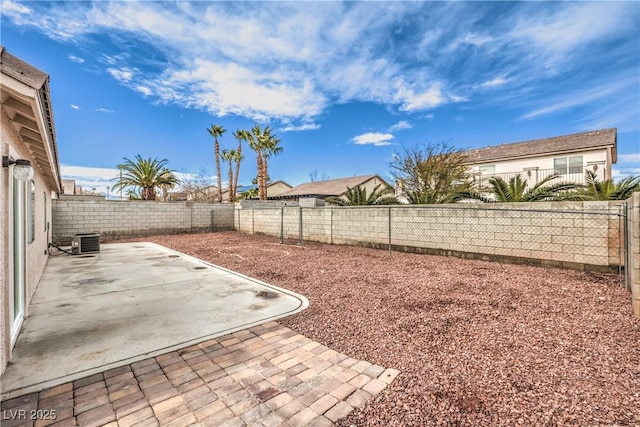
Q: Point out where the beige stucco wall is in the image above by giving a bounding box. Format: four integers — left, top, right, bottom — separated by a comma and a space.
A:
266, 182, 293, 198
1, 113, 54, 375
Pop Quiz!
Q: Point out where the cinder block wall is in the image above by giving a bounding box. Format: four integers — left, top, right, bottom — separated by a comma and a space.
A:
240, 201, 624, 272
52, 199, 234, 244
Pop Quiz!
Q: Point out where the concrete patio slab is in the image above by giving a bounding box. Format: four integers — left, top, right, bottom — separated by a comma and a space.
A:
1, 243, 308, 400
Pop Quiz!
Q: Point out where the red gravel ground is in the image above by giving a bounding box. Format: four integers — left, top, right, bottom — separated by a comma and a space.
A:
116, 231, 640, 426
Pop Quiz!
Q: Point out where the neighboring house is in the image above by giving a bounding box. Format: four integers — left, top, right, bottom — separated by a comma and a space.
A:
277, 175, 393, 201
174, 181, 292, 202
1, 47, 62, 374
263, 180, 293, 199
462, 128, 617, 189
61, 179, 83, 195
225, 181, 293, 201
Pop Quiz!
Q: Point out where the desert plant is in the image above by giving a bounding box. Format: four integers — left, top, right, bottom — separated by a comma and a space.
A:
111, 155, 178, 201
578, 170, 640, 200
453, 174, 583, 202
326, 184, 398, 206
390, 142, 473, 204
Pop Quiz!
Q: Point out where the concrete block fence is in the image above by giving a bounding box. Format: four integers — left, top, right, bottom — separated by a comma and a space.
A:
236, 201, 629, 273
52, 199, 235, 244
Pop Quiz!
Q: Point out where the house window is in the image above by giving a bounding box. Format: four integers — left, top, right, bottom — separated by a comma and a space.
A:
554, 156, 583, 175
28, 180, 35, 243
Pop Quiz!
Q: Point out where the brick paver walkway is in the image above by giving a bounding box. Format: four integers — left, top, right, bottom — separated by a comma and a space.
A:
1, 322, 399, 426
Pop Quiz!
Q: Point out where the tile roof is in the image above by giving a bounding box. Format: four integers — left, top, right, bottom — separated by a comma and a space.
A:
462, 128, 617, 164
0, 46, 49, 89
279, 174, 389, 198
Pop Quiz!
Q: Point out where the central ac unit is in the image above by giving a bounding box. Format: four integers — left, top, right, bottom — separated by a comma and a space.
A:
72, 232, 100, 254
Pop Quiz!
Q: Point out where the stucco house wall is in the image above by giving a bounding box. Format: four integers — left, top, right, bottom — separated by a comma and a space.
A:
470, 149, 610, 180
1, 111, 55, 375
1, 48, 61, 375
266, 181, 293, 198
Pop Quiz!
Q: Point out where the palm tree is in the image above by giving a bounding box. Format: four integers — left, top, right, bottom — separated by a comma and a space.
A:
220, 149, 244, 202
207, 124, 226, 202
453, 174, 583, 203
111, 155, 178, 201
578, 170, 640, 201
220, 149, 234, 203
232, 130, 249, 201
248, 125, 284, 200
326, 184, 398, 206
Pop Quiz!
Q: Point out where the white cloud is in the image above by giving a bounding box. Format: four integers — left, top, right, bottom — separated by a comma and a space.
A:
521, 77, 636, 120
4, 1, 638, 125
68, 54, 85, 63
388, 121, 412, 132
480, 77, 508, 88
352, 132, 394, 146
2, 0, 30, 15
618, 153, 640, 164
107, 67, 135, 83
512, 2, 636, 56
2, 2, 456, 121
424, 113, 434, 120
70, 104, 80, 110
462, 32, 493, 46
612, 167, 640, 180
135, 85, 153, 96
95, 108, 114, 113
280, 123, 321, 132
395, 82, 447, 111
60, 165, 120, 196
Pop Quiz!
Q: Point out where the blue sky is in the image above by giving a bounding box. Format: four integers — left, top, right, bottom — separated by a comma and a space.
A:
2, 1, 639, 196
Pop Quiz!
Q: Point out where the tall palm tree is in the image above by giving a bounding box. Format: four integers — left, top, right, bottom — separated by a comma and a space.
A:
453, 174, 583, 202
220, 149, 234, 203
232, 129, 249, 201
111, 155, 178, 201
249, 125, 284, 200
207, 124, 226, 202
326, 184, 398, 206
220, 149, 244, 202
579, 170, 640, 201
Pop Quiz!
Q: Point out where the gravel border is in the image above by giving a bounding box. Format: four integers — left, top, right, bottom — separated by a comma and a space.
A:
116, 231, 640, 426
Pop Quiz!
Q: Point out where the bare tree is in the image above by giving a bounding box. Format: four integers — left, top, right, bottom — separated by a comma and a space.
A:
179, 169, 216, 201
389, 141, 472, 204
309, 169, 330, 182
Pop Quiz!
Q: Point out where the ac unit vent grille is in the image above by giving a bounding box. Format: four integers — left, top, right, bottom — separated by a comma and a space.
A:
72, 233, 100, 254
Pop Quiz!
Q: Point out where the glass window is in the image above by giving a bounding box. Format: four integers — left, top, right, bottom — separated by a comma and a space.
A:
554, 157, 568, 175
569, 156, 583, 174
554, 156, 583, 175
28, 180, 35, 243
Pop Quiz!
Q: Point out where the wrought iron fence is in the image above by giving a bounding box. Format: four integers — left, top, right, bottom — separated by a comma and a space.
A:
472, 166, 607, 191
